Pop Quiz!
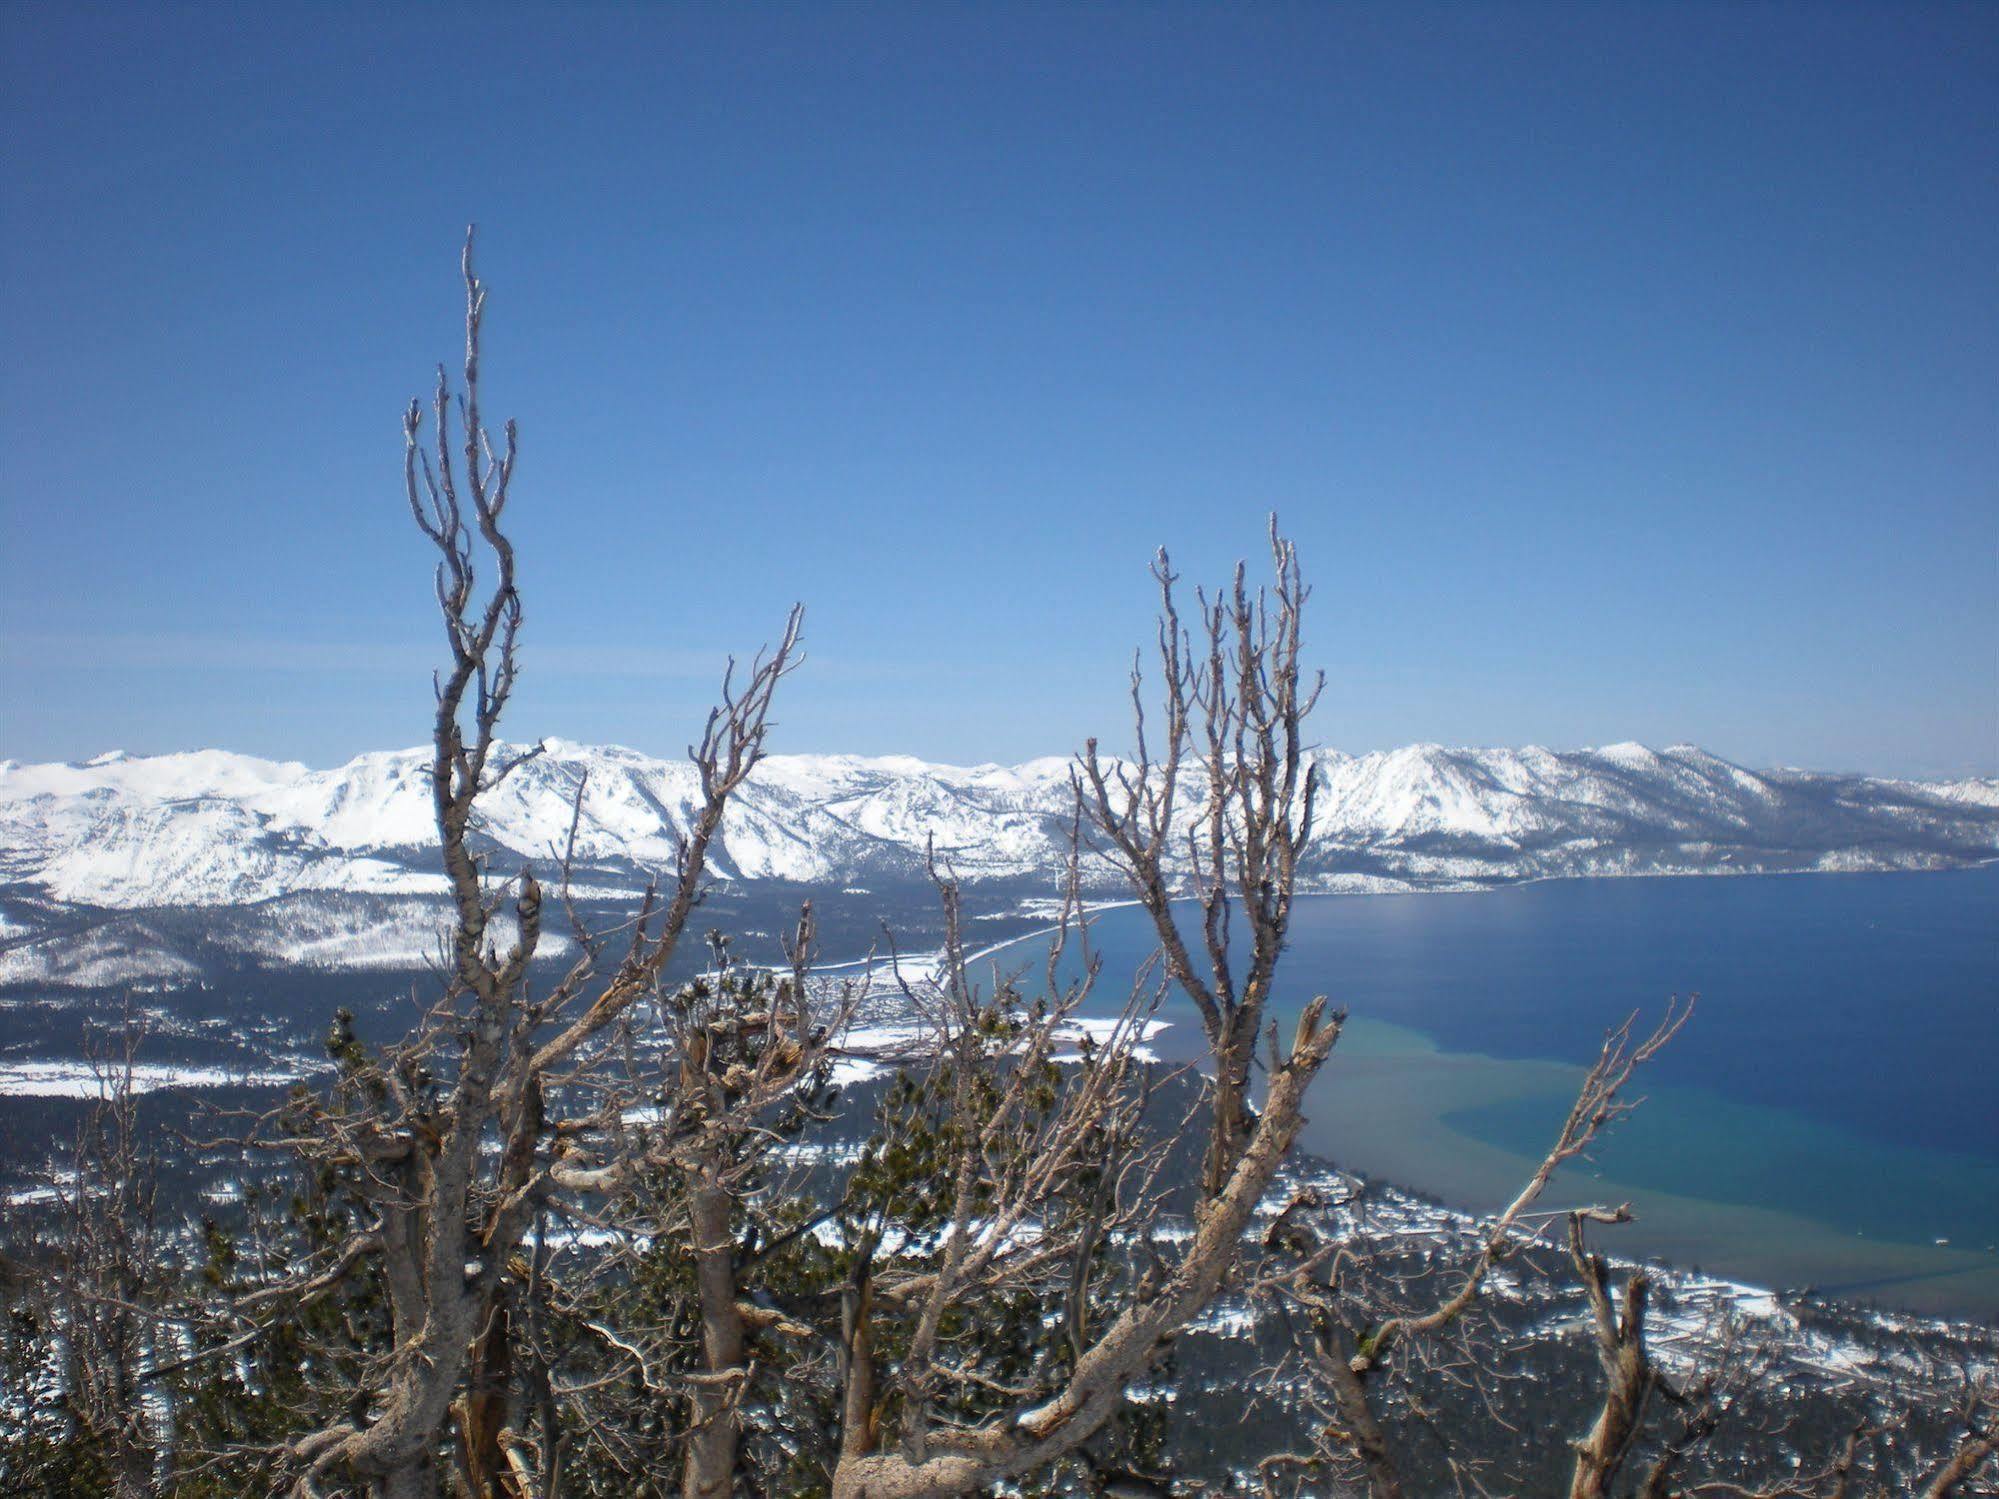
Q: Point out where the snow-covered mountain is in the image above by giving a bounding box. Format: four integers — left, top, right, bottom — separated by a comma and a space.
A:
3, 739, 1993, 913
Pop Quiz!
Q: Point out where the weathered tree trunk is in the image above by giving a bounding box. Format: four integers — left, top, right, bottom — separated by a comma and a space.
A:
276, 233, 800, 1498
839, 1247, 878, 1470
455, 1298, 515, 1499
1567, 1217, 1655, 1499
684, 1170, 747, 1499
1325, 1352, 1402, 1499
1201, 1010, 1260, 1198
377, 1455, 438, 1499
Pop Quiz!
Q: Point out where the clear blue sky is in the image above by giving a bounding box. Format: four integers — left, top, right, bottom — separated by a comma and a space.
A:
3, 3, 1993, 776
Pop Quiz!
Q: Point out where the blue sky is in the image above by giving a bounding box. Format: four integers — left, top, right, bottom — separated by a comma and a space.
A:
3, 3, 1993, 776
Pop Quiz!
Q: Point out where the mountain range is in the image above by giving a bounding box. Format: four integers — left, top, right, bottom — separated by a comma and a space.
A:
3, 740, 1992, 921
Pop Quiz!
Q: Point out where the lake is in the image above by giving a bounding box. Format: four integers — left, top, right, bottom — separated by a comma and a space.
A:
998, 866, 1999, 1318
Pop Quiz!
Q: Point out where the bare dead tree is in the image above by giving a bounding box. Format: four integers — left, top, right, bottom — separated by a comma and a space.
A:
821, 848, 1171, 1483
1254, 1001, 1690, 1499
182, 230, 806, 1499
1077, 524, 1323, 1199
461, 919, 852, 1499
1550, 1020, 1999, 1499
815, 531, 1343, 1499
492, 839, 1166, 1499
660, 911, 855, 1499
1566, 1209, 1659, 1499
178, 238, 1344, 1499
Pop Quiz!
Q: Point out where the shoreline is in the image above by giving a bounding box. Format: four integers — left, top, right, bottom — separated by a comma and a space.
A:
943, 857, 1999, 974
829, 864, 1999, 1323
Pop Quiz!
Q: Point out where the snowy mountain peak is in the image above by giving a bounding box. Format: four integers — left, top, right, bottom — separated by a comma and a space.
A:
1, 741, 1993, 911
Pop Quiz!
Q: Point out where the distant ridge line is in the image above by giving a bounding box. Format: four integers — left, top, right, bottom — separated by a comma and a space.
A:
2, 740, 1993, 912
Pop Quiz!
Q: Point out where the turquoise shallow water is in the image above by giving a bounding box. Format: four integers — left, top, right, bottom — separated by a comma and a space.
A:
1016, 867, 1999, 1307
1447, 1079, 1999, 1258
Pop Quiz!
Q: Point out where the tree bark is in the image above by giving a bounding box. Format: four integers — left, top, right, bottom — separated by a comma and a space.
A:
1325, 1351, 1402, 1499
377, 1457, 439, 1499
1567, 1218, 1655, 1499
1923, 1421, 1997, 1499
684, 1169, 747, 1499
455, 1298, 515, 1499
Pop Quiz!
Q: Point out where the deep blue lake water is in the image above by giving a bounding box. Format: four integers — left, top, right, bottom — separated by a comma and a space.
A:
1274, 867, 1996, 1162
1008, 866, 1999, 1306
